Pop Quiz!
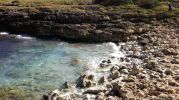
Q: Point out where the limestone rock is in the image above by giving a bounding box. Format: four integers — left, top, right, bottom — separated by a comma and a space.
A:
145, 60, 158, 70
110, 66, 119, 73
76, 74, 96, 88
95, 92, 105, 100
134, 28, 144, 34
76, 74, 87, 88
109, 70, 120, 80
162, 48, 178, 55
165, 69, 174, 75
98, 76, 107, 84
111, 82, 134, 99
82, 94, 91, 100
139, 38, 149, 46
83, 86, 107, 95
44, 89, 61, 100
87, 75, 95, 81
130, 67, 141, 76
171, 59, 179, 64
173, 75, 179, 81
99, 60, 112, 68
127, 29, 135, 34
158, 93, 175, 100
122, 76, 137, 83
63, 81, 71, 89
106, 96, 120, 100
120, 69, 129, 74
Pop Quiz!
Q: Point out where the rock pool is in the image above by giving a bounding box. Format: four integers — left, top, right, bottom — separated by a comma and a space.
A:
0, 33, 121, 98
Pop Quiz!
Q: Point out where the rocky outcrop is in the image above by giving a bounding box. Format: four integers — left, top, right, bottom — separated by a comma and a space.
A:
43, 15, 179, 99
0, 6, 176, 42
0, 5, 178, 99
0, 7, 127, 42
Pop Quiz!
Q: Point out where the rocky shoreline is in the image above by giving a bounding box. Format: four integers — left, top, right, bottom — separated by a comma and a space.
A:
43, 17, 179, 99
0, 5, 177, 42
0, 5, 178, 100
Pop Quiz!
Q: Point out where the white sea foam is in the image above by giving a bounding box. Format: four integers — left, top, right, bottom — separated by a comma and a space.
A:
82, 42, 126, 83
108, 42, 119, 52
0, 32, 9, 35
14, 35, 33, 40
0, 34, 127, 97
0, 32, 33, 40
107, 42, 125, 58
110, 52, 125, 58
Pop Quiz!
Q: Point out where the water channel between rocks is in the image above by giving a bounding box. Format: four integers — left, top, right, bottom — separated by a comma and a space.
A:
0, 32, 125, 97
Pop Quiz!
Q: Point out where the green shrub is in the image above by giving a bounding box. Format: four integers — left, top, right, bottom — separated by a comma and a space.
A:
136, 0, 160, 9
94, 0, 133, 5
93, 0, 103, 4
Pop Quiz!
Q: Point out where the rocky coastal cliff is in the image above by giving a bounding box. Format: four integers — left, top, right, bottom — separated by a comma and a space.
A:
42, 16, 179, 99
0, 5, 177, 42
0, 4, 179, 100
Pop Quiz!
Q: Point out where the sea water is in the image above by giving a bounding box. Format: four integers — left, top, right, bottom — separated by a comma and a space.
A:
0, 33, 122, 96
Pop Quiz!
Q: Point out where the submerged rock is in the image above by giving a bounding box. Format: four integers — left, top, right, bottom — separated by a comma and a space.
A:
63, 81, 71, 89
99, 60, 112, 68
0, 86, 34, 100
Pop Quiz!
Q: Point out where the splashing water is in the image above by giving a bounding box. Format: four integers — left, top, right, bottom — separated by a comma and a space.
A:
0, 33, 124, 97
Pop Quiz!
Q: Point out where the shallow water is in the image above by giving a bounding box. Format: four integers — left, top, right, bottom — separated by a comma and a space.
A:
0, 33, 121, 96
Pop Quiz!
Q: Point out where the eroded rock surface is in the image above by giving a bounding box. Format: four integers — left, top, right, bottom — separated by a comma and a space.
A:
0, 6, 177, 42
43, 14, 179, 99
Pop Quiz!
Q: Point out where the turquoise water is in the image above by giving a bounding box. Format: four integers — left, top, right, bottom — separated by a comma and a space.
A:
0, 35, 117, 95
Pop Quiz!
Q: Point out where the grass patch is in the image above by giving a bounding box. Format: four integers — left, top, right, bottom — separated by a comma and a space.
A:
153, 4, 179, 16
0, 0, 93, 6
0, 0, 178, 17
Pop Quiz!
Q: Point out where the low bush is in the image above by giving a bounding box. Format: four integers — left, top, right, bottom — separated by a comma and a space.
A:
136, 0, 160, 9
93, 0, 133, 6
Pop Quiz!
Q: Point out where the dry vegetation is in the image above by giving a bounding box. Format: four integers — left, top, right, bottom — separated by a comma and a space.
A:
0, 0, 178, 18
0, 0, 93, 6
